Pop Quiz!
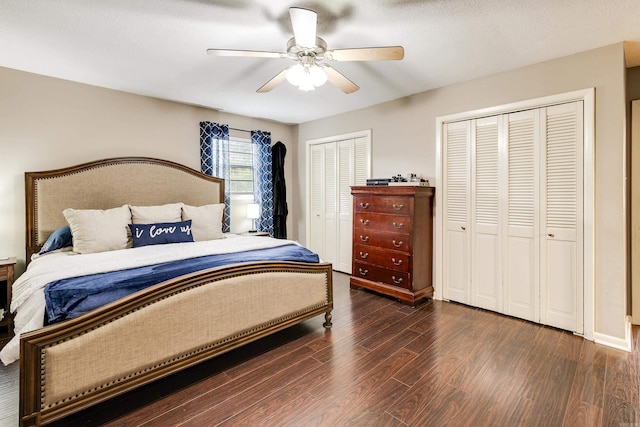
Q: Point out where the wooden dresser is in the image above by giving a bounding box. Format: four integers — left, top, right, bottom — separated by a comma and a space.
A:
350, 186, 434, 306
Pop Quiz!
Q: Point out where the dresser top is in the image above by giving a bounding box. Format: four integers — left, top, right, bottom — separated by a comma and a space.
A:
351, 185, 434, 196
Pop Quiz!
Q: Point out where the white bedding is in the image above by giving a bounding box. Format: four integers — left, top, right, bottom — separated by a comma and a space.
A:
0, 235, 298, 365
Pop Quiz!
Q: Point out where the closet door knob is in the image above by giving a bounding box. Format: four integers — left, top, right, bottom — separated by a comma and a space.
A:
548, 233, 555, 238
461, 226, 466, 230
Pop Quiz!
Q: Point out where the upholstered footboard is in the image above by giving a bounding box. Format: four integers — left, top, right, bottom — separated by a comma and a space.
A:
19, 261, 333, 426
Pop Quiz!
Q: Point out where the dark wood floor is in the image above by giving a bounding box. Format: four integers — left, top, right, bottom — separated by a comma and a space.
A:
4, 271, 640, 426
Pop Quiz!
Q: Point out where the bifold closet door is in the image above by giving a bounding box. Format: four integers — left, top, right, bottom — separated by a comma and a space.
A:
471, 116, 502, 311
540, 101, 583, 333
309, 143, 336, 265
309, 137, 370, 274
503, 109, 539, 322
443, 120, 471, 304
442, 101, 583, 333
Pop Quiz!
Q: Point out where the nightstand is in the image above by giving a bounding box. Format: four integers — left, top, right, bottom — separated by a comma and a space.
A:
0, 257, 16, 338
239, 231, 270, 237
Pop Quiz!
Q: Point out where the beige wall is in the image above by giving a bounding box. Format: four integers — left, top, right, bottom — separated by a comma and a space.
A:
296, 43, 628, 343
0, 66, 295, 274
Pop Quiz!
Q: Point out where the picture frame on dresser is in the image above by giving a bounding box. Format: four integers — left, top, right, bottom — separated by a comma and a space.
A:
350, 186, 434, 306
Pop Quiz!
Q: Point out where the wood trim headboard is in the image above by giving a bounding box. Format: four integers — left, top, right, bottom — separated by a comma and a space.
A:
25, 157, 225, 262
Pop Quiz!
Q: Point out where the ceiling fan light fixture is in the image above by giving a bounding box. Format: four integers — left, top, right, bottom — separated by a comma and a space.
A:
286, 63, 327, 91
286, 64, 305, 86
310, 65, 328, 86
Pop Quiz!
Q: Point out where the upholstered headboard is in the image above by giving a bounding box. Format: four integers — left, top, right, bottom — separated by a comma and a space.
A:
25, 157, 224, 261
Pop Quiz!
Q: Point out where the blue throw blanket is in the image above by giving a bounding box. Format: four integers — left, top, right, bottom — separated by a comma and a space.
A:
44, 244, 319, 324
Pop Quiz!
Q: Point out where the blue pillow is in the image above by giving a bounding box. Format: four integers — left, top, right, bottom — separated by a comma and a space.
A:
39, 226, 73, 255
129, 220, 194, 248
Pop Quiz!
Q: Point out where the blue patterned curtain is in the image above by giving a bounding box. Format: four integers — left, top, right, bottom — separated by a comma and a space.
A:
251, 130, 274, 235
200, 122, 231, 232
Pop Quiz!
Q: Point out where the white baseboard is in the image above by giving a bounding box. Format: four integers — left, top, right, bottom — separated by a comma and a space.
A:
593, 318, 633, 352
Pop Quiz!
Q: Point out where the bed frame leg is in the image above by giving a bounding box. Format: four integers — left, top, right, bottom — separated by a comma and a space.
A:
323, 311, 332, 328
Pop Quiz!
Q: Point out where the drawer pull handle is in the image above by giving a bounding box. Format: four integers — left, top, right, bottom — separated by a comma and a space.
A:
392, 222, 404, 229
360, 235, 370, 242
360, 202, 370, 209
392, 276, 403, 285
392, 258, 403, 266
392, 240, 403, 248
359, 252, 369, 259
359, 268, 368, 276
392, 203, 404, 211
360, 219, 370, 225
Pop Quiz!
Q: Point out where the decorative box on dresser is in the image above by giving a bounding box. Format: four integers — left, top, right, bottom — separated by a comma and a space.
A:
350, 186, 434, 306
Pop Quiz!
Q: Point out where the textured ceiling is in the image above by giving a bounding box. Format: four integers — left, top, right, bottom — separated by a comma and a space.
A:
2, 0, 640, 124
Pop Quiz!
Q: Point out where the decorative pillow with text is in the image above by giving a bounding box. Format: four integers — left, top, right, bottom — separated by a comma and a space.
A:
129, 220, 194, 248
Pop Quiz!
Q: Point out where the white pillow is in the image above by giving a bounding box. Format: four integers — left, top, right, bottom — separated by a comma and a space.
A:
63, 205, 132, 254
181, 203, 224, 241
130, 203, 183, 224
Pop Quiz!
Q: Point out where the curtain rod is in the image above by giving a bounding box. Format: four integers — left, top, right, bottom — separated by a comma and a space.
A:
229, 127, 251, 133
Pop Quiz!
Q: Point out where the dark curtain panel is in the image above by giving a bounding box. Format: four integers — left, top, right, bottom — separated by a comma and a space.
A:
251, 130, 274, 236
272, 141, 288, 239
200, 122, 230, 232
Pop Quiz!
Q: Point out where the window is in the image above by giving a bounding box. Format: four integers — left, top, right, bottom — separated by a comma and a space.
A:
229, 137, 254, 194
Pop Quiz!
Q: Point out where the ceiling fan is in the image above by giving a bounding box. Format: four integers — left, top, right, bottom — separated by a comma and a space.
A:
206, 7, 404, 94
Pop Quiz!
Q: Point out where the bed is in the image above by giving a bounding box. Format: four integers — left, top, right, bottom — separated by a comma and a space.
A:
3, 157, 333, 426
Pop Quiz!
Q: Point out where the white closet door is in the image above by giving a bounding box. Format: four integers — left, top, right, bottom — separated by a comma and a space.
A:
309, 144, 325, 258
307, 133, 371, 273
471, 116, 502, 311
540, 101, 583, 333
504, 110, 539, 322
323, 143, 338, 265
337, 140, 354, 273
443, 121, 471, 304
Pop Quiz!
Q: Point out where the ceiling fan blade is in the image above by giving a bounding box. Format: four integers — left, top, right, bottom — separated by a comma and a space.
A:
256, 69, 289, 93
289, 7, 317, 48
326, 46, 405, 61
322, 66, 359, 94
207, 49, 285, 59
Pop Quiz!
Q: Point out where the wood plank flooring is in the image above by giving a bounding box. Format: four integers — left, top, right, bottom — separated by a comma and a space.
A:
1, 271, 639, 426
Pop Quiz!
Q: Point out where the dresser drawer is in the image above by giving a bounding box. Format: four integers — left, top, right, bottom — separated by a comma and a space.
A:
353, 261, 411, 290
354, 230, 412, 252
354, 244, 410, 272
354, 212, 412, 234
354, 195, 412, 214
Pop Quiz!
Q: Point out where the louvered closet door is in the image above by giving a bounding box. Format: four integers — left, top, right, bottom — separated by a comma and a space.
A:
336, 136, 370, 274
471, 116, 502, 311
337, 140, 354, 273
540, 102, 583, 333
309, 144, 325, 258
504, 110, 540, 322
323, 143, 338, 265
443, 121, 471, 304
308, 135, 371, 274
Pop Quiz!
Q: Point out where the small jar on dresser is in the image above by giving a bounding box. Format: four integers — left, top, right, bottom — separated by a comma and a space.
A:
350, 186, 434, 306
0, 257, 16, 338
